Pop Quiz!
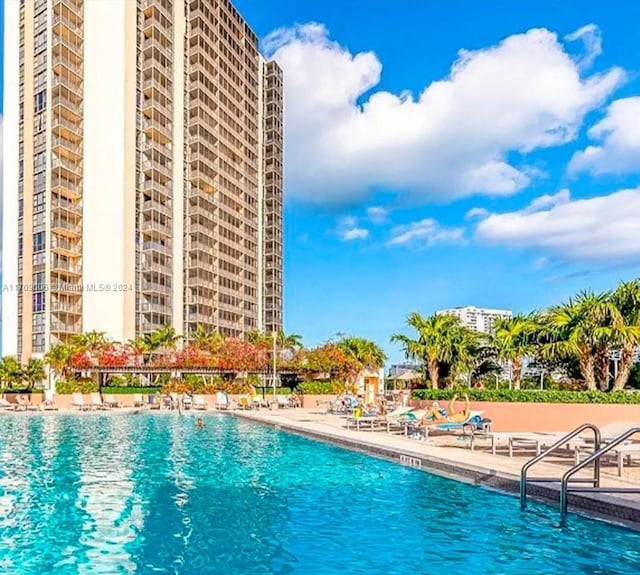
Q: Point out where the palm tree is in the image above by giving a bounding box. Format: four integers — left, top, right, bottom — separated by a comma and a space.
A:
44, 343, 75, 382
492, 314, 537, 389
23, 358, 46, 391
539, 291, 621, 391
610, 280, 640, 390
0, 356, 24, 389
337, 336, 387, 370
144, 326, 181, 354
191, 324, 224, 350
71, 331, 111, 356
277, 331, 303, 350
391, 312, 464, 389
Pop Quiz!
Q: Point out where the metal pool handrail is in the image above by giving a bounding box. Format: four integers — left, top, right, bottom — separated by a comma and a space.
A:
520, 423, 602, 510
559, 427, 640, 524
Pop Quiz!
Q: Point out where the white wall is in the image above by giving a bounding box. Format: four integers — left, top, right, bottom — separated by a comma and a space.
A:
1, 0, 21, 356
82, 1, 128, 341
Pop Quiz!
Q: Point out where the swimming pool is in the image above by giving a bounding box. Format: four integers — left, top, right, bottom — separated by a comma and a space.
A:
0, 413, 638, 574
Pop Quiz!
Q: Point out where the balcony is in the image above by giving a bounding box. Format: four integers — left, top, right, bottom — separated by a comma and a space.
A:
51, 217, 82, 237
141, 218, 172, 238
141, 199, 172, 219
140, 279, 172, 294
52, 73, 82, 98
52, 94, 82, 122
141, 258, 172, 275
52, 155, 82, 176
51, 198, 82, 219
52, 115, 82, 141
141, 77, 173, 105
51, 320, 82, 334
52, 53, 83, 84
51, 176, 82, 200
138, 300, 171, 315
52, 136, 82, 160
139, 178, 171, 196
51, 234, 82, 256
50, 300, 83, 314
52, 15, 82, 42
141, 118, 171, 144
141, 158, 172, 180
188, 221, 215, 238
51, 258, 82, 277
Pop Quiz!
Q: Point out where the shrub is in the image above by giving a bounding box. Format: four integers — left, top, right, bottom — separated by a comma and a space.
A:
411, 388, 640, 404
295, 381, 356, 395
56, 379, 99, 394
101, 386, 161, 395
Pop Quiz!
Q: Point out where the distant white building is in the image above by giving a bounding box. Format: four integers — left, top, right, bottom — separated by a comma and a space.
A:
437, 306, 512, 334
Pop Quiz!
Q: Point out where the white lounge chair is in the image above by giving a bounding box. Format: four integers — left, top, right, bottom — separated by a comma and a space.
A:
133, 394, 145, 408
90, 392, 107, 410
103, 394, 120, 408
72, 393, 89, 411
40, 389, 58, 411
215, 392, 229, 410
192, 394, 207, 410
0, 395, 14, 411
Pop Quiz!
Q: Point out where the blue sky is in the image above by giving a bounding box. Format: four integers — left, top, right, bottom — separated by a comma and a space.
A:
2, 2, 640, 363
234, 0, 640, 362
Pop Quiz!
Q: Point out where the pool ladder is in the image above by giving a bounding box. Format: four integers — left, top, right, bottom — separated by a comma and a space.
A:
520, 423, 640, 524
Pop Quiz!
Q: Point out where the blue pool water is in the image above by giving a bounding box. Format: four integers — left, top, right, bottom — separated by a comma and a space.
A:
0, 414, 639, 574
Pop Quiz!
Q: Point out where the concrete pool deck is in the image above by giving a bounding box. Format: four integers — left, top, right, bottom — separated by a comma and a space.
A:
232, 408, 640, 528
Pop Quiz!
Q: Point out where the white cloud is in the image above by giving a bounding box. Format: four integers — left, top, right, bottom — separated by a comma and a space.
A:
522, 188, 570, 212
387, 218, 465, 248
568, 97, 640, 176
366, 206, 388, 224
337, 216, 369, 241
475, 187, 640, 263
565, 24, 602, 70
265, 23, 624, 205
342, 227, 369, 241
465, 207, 490, 220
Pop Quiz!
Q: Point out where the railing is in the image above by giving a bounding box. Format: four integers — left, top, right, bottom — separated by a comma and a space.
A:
520, 423, 601, 510
559, 427, 640, 524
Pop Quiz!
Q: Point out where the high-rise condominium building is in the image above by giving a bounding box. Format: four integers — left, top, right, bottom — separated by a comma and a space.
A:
2, 0, 284, 361
436, 306, 512, 334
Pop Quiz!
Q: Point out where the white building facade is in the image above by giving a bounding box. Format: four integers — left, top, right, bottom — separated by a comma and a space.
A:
437, 306, 512, 334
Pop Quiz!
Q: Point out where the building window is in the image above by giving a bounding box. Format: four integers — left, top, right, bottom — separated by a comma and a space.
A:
34, 90, 46, 112
33, 292, 45, 313
33, 231, 46, 252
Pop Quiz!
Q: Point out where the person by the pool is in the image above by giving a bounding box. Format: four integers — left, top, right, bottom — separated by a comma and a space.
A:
196, 418, 204, 428
421, 394, 470, 425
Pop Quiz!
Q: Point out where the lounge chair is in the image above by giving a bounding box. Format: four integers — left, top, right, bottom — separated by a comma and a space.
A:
192, 394, 207, 410
17, 394, 39, 411
103, 394, 120, 408
72, 392, 89, 411
469, 430, 586, 462
0, 395, 14, 411
238, 395, 252, 410
40, 389, 58, 411
90, 392, 108, 410
148, 394, 161, 410
133, 394, 145, 408
215, 392, 229, 410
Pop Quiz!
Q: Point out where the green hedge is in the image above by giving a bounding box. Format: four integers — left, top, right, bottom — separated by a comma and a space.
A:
296, 381, 341, 394
0, 389, 43, 394
102, 387, 161, 395
411, 388, 640, 404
